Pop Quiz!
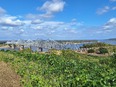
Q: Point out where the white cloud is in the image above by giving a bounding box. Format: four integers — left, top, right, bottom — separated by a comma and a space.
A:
27, 0, 65, 19
1, 26, 8, 30
110, 0, 116, 2
36, 0, 65, 18
28, 19, 83, 39
32, 19, 82, 35
108, 18, 116, 23
0, 7, 6, 14
0, 6, 115, 40
26, 13, 53, 19
112, 6, 116, 10
103, 18, 116, 30
0, 15, 82, 39
31, 19, 43, 24
40, 0, 65, 13
97, 6, 110, 15
23, 20, 31, 25
1, 15, 116, 40
30, 21, 64, 30
39, 13, 54, 19
97, 6, 116, 15
0, 15, 24, 27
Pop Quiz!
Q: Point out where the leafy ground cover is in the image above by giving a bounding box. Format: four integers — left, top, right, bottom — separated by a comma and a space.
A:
0, 49, 116, 87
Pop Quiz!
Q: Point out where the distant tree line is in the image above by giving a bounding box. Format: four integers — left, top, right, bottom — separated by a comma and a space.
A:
82, 42, 111, 48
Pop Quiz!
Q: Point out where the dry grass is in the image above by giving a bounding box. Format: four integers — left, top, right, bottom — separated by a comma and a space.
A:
0, 61, 21, 87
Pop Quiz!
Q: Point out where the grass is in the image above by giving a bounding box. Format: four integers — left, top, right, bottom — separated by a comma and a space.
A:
0, 50, 116, 87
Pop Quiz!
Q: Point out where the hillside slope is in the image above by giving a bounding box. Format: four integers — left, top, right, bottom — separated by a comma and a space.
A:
0, 62, 21, 87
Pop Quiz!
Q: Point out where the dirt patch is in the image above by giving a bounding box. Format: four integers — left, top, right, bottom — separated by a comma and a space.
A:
0, 62, 21, 87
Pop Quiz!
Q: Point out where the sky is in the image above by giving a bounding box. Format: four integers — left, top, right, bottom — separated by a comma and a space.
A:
0, 0, 116, 40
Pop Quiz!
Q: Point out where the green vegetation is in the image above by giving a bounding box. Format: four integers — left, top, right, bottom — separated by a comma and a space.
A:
0, 49, 116, 87
87, 49, 95, 53
81, 42, 116, 55
111, 53, 116, 67
82, 42, 111, 48
57, 40, 97, 44
0, 41, 6, 47
113, 48, 116, 53
98, 48, 108, 54
0, 41, 6, 44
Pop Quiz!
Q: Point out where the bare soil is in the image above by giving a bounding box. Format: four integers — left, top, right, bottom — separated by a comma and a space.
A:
0, 62, 21, 87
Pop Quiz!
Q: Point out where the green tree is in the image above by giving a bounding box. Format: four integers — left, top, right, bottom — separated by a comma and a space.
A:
98, 48, 108, 54
113, 48, 116, 53
87, 49, 94, 53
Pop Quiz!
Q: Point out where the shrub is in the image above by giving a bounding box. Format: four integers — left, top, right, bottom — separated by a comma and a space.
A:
110, 53, 116, 67
98, 48, 108, 54
113, 48, 116, 53
22, 48, 32, 53
82, 42, 109, 48
87, 49, 94, 53
5, 50, 10, 52
62, 49, 79, 59
0, 49, 5, 51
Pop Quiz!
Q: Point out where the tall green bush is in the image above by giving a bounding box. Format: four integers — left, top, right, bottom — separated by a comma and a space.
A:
98, 48, 108, 54
87, 49, 94, 53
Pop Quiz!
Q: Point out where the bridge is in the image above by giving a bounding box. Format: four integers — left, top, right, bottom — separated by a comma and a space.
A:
5, 39, 64, 52
5, 39, 94, 52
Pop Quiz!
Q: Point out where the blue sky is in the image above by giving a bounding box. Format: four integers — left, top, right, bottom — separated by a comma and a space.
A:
0, 0, 116, 40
